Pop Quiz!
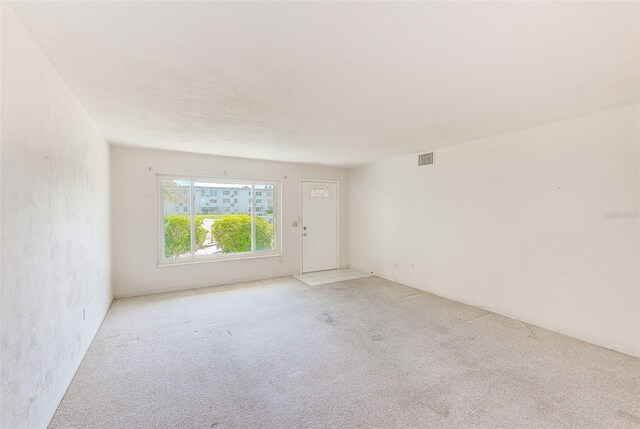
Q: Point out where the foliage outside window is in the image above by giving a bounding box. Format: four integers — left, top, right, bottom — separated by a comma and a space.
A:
160, 177, 279, 263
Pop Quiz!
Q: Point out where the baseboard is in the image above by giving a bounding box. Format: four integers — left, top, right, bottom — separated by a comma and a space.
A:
114, 271, 300, 299
44, 296, 114, 428
370, 272, 640, 359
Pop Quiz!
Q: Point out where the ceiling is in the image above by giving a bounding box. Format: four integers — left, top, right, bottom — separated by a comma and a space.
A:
9, 1, 639, 167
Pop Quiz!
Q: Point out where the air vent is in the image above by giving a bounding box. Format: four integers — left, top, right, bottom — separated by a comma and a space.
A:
418, 152, 434, 166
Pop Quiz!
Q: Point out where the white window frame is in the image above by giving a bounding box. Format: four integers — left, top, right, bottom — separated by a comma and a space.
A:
157, 174, 282, 266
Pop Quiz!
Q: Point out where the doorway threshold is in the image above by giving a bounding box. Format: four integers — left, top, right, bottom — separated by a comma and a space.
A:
294, 269, 371, 286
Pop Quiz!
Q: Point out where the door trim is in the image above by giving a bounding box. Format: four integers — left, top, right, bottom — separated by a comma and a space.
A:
299, 179, 340, 274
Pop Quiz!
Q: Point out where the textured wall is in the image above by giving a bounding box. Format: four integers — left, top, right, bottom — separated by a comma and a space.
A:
349, 105, 640, 357
1, 6, 112, 428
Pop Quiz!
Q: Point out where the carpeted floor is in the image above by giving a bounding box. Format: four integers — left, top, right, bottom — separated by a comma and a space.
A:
49, 276, 640, 429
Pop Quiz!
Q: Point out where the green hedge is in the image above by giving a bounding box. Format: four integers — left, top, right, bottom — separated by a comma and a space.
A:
163, 215, 206, 257
212, 214, 273, 253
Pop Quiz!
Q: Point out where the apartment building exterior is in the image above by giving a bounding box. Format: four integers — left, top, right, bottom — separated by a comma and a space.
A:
164, 185, 274, 217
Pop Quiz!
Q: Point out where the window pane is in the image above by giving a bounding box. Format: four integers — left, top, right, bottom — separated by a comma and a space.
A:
194, 182, 252, 256
255, 183, 276, 251
162, 180, 192, 259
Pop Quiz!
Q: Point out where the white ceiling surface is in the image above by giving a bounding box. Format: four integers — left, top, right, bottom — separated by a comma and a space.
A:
10, 1, 639, 167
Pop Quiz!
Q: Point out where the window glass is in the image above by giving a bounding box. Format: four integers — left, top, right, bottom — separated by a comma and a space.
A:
193, 182, 252, 256
310, 185, 330, 198
161, 180, 192, 259
255, 183, 276, 251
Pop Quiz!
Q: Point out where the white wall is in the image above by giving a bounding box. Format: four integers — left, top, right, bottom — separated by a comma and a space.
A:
0, 6, 112, 428
111, 146, 348, 297
349, 105, 640, 357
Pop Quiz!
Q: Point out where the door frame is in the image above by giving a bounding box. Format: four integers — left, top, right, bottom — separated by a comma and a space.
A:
299, 179, 340, 274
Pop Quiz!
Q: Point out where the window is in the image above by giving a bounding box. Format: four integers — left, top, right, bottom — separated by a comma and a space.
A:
159, 176, 280, 263
309, 185, 331, 198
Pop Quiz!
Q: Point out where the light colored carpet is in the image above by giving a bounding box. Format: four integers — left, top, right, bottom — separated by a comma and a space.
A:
49, 276, 640, 429
294, 268, 371, 286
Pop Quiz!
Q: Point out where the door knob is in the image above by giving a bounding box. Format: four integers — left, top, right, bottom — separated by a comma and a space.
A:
303, 226, 307, 230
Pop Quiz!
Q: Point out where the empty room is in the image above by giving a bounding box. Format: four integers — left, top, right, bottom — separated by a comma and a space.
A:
1, 1, 639, 428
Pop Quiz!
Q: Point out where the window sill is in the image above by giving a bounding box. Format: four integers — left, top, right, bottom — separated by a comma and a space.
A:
157, 252, 282, 268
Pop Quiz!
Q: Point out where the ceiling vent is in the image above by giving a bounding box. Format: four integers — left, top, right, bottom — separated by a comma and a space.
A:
418, 152, 434, 166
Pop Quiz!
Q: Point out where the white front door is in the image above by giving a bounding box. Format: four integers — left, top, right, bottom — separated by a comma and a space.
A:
302, 181, 338, 273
